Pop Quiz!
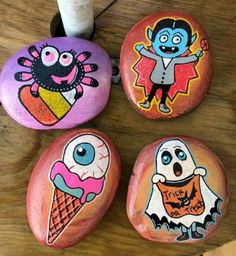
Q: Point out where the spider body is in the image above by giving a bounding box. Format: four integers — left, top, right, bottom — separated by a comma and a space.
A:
15, 45, 98, 99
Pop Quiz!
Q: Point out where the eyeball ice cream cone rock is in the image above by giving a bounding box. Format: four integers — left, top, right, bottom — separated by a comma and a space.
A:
27, 129, 120, 248
120, 11, 212, 119
127, 136, 228, 243
0, 37, 112, 129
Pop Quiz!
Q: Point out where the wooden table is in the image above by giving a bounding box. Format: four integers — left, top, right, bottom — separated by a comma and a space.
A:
0, 0, 235, 255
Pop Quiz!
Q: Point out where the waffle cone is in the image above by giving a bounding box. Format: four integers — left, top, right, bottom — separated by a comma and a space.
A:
47, 188, 83, 245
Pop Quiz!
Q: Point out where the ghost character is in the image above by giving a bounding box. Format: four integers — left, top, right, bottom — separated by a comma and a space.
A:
145, 139, 222, 242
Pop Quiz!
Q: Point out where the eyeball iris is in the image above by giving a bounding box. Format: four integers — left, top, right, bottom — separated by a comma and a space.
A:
161, 151, 172, 165
73, 143, 95, 166
175, 149, 187, 161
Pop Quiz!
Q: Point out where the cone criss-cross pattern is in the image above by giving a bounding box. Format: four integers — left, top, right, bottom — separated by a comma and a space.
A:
47, 188, 83, 244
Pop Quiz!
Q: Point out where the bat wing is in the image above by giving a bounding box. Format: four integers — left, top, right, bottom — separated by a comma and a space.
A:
166, 201, 182, 209
189, 184, 197, 200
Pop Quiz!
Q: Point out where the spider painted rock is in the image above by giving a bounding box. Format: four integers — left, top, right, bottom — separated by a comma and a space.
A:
0, 37, 112, 129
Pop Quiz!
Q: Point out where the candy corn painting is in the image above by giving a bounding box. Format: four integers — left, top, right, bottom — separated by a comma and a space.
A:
15, 44, 99, 126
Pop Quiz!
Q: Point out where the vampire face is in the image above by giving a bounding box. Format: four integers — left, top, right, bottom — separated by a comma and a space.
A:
15, 45, 98, 93
63, 134, 110, 180
148, 18, 196, 58
155, 139, 196, 181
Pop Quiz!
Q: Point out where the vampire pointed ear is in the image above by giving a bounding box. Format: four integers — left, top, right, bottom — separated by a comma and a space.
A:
147, 28, 153, 41
191, 33, 197, 44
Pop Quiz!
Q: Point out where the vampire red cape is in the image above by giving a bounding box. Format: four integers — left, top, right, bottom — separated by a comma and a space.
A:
133, 48, 198, 101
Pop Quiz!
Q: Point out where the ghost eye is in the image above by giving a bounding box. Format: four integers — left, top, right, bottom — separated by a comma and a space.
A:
161, 151, 172, 165
175, 149, 187, 161
73, 143, 95, 166
160, 35, 168, 43
59, 52, 73, 67
172, 36, 181, 44
41, 46, 59, 66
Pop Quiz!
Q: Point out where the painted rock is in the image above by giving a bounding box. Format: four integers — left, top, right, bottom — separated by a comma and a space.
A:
27, 129, 120, 248
120, 11, 212, 119
127, 136, 228, 243
0, 37, 112, 129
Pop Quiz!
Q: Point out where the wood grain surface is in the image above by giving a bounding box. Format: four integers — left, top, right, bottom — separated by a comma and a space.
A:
0, 0, 235, 256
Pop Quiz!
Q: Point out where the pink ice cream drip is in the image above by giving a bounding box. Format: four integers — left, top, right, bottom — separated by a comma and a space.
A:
50, 161, 105, 204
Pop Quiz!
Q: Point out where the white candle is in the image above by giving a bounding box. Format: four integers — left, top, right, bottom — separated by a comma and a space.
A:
57, 0, 94, 39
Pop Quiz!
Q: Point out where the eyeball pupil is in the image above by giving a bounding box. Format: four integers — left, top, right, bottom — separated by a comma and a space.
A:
62, 54, 67, 59
77, 148, 86, 156
45, 51, 51, 56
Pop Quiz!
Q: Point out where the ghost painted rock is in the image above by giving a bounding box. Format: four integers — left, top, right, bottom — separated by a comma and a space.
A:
127, 136, 228, 243
120, 11, 212, 119
27, 129, 120, 248
0, 37, 112, 129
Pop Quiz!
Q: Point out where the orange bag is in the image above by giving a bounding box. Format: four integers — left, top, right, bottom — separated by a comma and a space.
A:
157, 175, 205, 218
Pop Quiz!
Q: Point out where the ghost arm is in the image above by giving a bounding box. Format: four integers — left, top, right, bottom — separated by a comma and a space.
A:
139, 48, 159, 60
174, 54, 198, 64
194, 167, 207, 176
152, 173, 166, 183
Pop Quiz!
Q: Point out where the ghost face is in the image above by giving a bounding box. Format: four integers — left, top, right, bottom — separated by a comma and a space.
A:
152, 28, 189, 58
63, 134, 110, 180
155, 139, 196, 181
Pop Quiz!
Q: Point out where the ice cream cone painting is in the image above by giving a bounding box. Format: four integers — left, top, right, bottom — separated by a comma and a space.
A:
127, 136, 228, 243
27, 129, 120, 248
47, 134, 110, 245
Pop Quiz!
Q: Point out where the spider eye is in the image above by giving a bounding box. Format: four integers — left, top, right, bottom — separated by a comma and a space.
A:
175, 149, 187, 161
73, 143, 95, 166
59, 52, 73, 67
161, 151, 172, 165
41, 46, 59, 66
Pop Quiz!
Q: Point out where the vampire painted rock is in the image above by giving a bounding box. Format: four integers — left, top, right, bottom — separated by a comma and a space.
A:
0, 37, 112, 129
27, 129, 120, 248
127, 136, 228, 243
120, 11, 212, 119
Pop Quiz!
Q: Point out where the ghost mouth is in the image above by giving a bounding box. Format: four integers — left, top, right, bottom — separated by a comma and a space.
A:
51, 65, 78, 85
173, 162, 182, 177
160, 46, 179, 54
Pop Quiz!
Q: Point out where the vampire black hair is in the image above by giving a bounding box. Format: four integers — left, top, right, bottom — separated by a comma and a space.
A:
151, 18, 193, 46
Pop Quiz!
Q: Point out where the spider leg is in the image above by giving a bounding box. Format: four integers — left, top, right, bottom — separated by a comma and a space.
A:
74, 84, 84, 100
83, 64, 98, 73
77, 51, 92, 62
17, 57, 33, 67
14, 72, 33, 82
30, 82, 39, 97
81, 77, 99, 87
28, 45, 40, 59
